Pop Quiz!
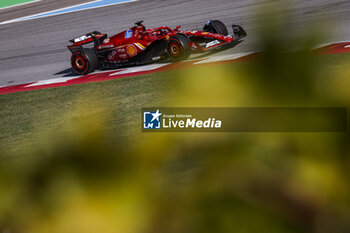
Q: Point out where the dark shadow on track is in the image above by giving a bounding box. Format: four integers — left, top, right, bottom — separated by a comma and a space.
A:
54, 60, 172, 77
54, 68, 80, 77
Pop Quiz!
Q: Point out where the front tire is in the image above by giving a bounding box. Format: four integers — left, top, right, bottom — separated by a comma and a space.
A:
71, 48, 97, 75
203, 20, 228, 36
167, 34, 190, 62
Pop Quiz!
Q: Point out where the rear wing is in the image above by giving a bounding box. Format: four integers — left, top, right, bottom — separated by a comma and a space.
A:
69, 31, 101, 44
232, 25, 247, 40
68, 31, 107, 53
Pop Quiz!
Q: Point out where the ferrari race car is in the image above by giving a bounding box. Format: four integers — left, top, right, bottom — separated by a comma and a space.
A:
68, 20, 247, 74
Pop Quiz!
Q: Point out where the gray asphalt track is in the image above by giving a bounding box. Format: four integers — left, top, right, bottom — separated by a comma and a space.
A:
1, 0, 350, 86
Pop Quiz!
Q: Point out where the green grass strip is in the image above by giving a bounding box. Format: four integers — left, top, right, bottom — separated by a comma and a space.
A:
0, 0, 37, 9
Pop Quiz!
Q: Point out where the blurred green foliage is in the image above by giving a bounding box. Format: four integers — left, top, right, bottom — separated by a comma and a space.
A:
1, 3, 350, 233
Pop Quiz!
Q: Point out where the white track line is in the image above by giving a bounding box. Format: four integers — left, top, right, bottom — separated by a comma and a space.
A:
110, 63, 169, 76
313, 41, 350, 49
194, 52, 256, 64
0, 0, 137, 25
26, 77, 76, 87
0, 0, 41, 11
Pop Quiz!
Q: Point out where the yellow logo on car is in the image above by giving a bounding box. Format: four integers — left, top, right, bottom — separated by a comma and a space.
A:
127, 45, 137, 56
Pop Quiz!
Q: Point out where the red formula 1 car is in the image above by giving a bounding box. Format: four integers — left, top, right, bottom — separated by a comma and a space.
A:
68, 20, 247, 74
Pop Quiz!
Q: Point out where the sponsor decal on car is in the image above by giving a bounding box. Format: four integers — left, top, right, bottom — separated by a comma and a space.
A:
125, 29, 133, 39
73, 35, 91, 43
206, 40, 221, 48
68, 45, 82, 51
152, 56, 161, 61
127, 44, 137, 56
183, 30, 198, 34
108, 50, 118, 60
100, 44, 114, 49
135, 43, 146, 50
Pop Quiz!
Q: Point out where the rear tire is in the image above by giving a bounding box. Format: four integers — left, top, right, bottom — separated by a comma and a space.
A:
167, 34, 190, 62
71, 48, 97, 75
203, 20, 228, 36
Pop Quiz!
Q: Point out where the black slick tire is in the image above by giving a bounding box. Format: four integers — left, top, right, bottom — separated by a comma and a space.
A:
167, 34, 191, 62
71, 48, 97, 75
203, 20, 228, 36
